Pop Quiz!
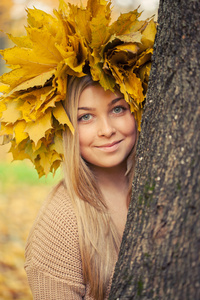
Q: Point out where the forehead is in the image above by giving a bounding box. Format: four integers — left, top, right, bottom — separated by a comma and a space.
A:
79, 84, 123, 106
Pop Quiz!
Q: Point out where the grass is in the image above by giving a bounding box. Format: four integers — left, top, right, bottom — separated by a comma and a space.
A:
0, 160, 62, 186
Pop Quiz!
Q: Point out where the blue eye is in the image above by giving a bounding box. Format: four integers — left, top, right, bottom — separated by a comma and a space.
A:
113, 106, 124, 114
79, 114, 92, 121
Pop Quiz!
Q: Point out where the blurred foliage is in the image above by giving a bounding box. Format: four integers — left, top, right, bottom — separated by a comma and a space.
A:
0, 161, 61, 299
0, 0, 13, 34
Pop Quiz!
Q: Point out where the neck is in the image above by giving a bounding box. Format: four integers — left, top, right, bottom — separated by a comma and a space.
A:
89, 162, 130, 208
90, 162, 127, 186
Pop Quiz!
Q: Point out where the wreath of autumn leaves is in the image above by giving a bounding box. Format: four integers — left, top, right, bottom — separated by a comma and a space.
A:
0, 0, 156, 177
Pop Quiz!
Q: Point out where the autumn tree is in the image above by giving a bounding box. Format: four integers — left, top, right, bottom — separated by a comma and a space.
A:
109, 0, 200, 299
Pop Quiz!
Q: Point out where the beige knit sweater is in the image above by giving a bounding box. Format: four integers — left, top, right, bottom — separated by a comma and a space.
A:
25, 182, 115, 299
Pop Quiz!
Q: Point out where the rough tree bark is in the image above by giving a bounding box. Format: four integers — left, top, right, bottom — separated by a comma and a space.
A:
109, 0, 200, 299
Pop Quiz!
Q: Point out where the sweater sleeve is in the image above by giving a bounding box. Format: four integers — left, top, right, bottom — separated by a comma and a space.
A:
24, 183, 87, 300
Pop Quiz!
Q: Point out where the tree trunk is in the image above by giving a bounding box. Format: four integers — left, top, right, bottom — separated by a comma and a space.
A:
109, 0, 200, 299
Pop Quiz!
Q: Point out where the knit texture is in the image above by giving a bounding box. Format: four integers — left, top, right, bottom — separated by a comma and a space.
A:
25, 182, 114, 299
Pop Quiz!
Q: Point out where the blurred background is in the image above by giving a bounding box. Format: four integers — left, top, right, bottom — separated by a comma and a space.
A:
0, 0, 159, 299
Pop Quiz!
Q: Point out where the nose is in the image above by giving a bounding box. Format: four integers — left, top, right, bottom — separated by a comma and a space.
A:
97, 117, 116, 137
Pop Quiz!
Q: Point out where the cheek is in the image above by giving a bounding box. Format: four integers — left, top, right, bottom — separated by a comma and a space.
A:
123, 114, 136, 136
125, 115, 137, 146
78, 126, 94, 149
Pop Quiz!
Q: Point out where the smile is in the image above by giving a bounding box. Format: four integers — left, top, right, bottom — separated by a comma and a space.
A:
95, 140, 122, 152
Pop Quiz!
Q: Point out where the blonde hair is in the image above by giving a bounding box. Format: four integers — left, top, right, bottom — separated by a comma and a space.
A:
62, 76, 137, 299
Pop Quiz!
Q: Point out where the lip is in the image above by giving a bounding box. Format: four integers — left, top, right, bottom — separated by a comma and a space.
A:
95, 140, 122, 152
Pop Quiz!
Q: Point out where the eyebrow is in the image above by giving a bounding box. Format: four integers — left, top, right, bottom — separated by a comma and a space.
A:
78, 106, 95, 111
78, 97, 124, 111
109, 97, 124, 106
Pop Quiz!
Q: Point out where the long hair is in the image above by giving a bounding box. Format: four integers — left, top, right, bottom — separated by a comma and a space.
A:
62, 75, 137, 299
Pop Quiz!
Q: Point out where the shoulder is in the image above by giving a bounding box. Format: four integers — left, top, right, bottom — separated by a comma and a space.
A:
25, 180, 82, 283
37, 181, 78, 234
27, 180, 79, 244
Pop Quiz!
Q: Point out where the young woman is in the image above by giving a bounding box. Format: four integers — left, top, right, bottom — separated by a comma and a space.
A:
0, 1, 156, 298
25, 75, 137, 299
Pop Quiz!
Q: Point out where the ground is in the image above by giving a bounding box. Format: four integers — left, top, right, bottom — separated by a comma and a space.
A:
0, 144, 61, 299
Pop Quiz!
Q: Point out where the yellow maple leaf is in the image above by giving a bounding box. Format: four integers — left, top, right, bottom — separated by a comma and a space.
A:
58, 0, 69, 14
1, 101, 22, 123
24, 110, 52, 145
34, 87, 54, 110
68, 4, 91, 43
123, 72, 144, 107
53, 64, 68, 96
50, 135, 64, 155
39, 152, 52, 176
27, 7, 59, 35
141, 19, 157, 50
1, 134, 13, 145
0, 100, 7, 117
39, 94, 62, 115
60, 37, 87, 74
14, 121, 29, 144
134, 48, 153, 70
0, 46, 57, 71
6, 33, 32, 48
87, 0, 111, 23
0, 83, 10, 93
24, 140, 42, 159
90, 13, 111, 49
110, 10, 142, 35
9, 140, 30, 161
0, 123, 13, 135
18, 97, 38, 122
138, 62, 152, 83
91, 62, 115, 91
118, 31, 142, 44
31, 139, 42, 152
0, 61, 54, 89
27, 27, 63, 63
5, 70, 55, 97
53, 102, 74, 134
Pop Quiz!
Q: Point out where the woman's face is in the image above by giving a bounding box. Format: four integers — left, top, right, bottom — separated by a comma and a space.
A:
77, 84, 137, 170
